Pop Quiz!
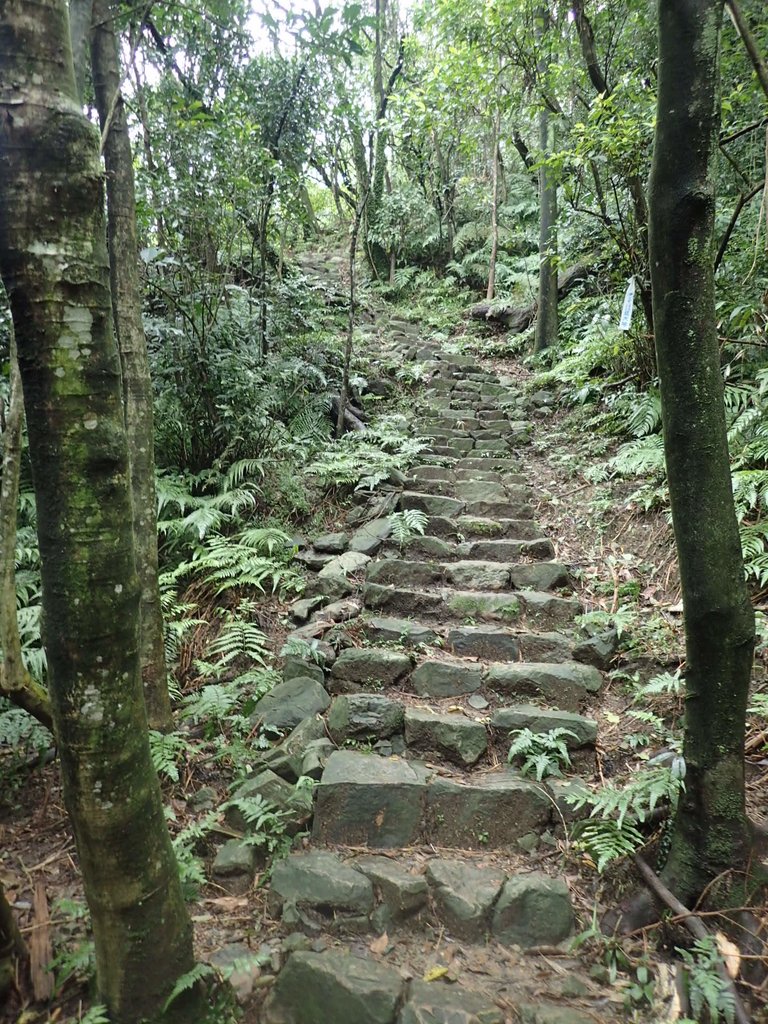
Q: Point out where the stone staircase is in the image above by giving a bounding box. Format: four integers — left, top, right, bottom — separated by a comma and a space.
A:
216, 312, 621, 1023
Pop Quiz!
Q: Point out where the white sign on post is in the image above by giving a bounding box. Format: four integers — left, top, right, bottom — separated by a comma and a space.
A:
619, 276, 636, 331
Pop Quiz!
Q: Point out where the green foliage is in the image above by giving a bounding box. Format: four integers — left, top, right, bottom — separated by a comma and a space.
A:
306, 417, 428, 491
221, 792, 292, 858
77, 1007, 110, 1024
677, 937, 736, 1024
507, 727, 577, 781
149, 730, 194, 783
169, 809, 219, 900
49, 897, 95, 995
567, 764, 685, 830
388, 508, 429, 546
634, 669, 685, 700
280, 636, 327, 666
574, 819, 646, 874
575, 605, 636, 640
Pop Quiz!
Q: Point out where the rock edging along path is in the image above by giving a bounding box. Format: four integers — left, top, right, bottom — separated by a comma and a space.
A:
213, 316, 622, 1024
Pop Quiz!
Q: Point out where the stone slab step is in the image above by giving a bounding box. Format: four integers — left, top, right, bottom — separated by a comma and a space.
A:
407, 657, 601, 709
363, 583, 581, 628
312, 750, 551, 849
357, 617, 575, 664
266, 849, 575, 950
421, 514, 548, 542
366, 557, 570, 593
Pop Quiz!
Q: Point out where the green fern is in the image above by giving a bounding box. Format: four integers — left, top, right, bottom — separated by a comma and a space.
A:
574, 819, 646, 873
624, 390, 662, 437
388, 509, 429, 546
149, 730, 193, 783
507, 727, 578, 780
677, 937, 736, 1024
78, 1007, 110, 1024
162, 962, 216, 1013
634, 669, 684, 699
565, 764, 685, 829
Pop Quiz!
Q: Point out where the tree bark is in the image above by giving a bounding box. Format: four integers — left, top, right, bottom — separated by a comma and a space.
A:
0, 881, 26, 1002
0, 2, 202, 1019
90, 0, 172, 731
534, 7, 558, 353
649, 0, 755, 901
486, 101, 502, 301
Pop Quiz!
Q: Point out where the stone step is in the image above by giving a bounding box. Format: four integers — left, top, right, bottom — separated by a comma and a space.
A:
366, 557, 570, 593
363, 583, 581, 629
404, 475, 529, 499
455, 456, 521, 472
399, 490, 533, 520
423, 514, 547, 542
312, 750, 551, 850
266, 848, 575, 949
357, 616, 575, 663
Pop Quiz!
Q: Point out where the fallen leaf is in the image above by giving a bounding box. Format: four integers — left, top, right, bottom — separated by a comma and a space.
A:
204, 896, 248, 909
369, 932, 389, 954
715, 931, 741, 979
423, 965, 449, 982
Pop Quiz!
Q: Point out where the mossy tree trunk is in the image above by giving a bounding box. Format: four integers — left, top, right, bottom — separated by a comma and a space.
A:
0, 2, 202, 1020
649, 0, 756, 901
90, 0, 172, 732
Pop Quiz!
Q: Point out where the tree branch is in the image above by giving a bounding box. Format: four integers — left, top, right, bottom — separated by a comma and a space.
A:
720, 116, 768, 146
715, 179, 765, 270
633, 855, 750, 1024
571, 0, 611, 95
725, 0, 768, 102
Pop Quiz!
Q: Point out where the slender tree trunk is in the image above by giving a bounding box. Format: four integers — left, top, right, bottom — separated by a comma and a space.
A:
0, 881, 26, 1002
649, 0, 755, 901
487, 102, 502, 301
534, 8, 558, 353
337, 197, 366, 436
0, 321, 53, 728
0, 3, 202, 1019
90, 0, 172, 731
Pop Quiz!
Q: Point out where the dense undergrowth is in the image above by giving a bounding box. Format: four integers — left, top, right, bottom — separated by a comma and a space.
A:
2, 248, 768, 1021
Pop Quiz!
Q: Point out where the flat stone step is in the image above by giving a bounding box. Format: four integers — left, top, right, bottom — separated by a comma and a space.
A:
421, 514, 547, 542
455, 456, 521, 472
363, 583, 581, 628
366, 557, 570, 593
312, 750, 551, 850
266, 850, 575, 952
399, 491, 466, 517
491, 704, 598, 747
357, 616, 575, 663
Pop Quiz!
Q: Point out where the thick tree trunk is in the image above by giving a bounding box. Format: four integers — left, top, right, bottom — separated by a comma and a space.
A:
649, 0, 755, 901
90, 0, 172, 731
0, 3, 201, 1020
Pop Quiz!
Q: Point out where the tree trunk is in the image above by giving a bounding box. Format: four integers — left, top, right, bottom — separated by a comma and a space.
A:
90, 0, 172, 732
0, 3, 202, 1020
649, 0, 755, 901
486, 102, 502, 302
534, 8, 558, 353
0, 881, 26, 1002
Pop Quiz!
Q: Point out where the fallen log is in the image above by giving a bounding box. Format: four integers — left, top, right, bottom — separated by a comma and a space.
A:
469, 263, 591, 331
